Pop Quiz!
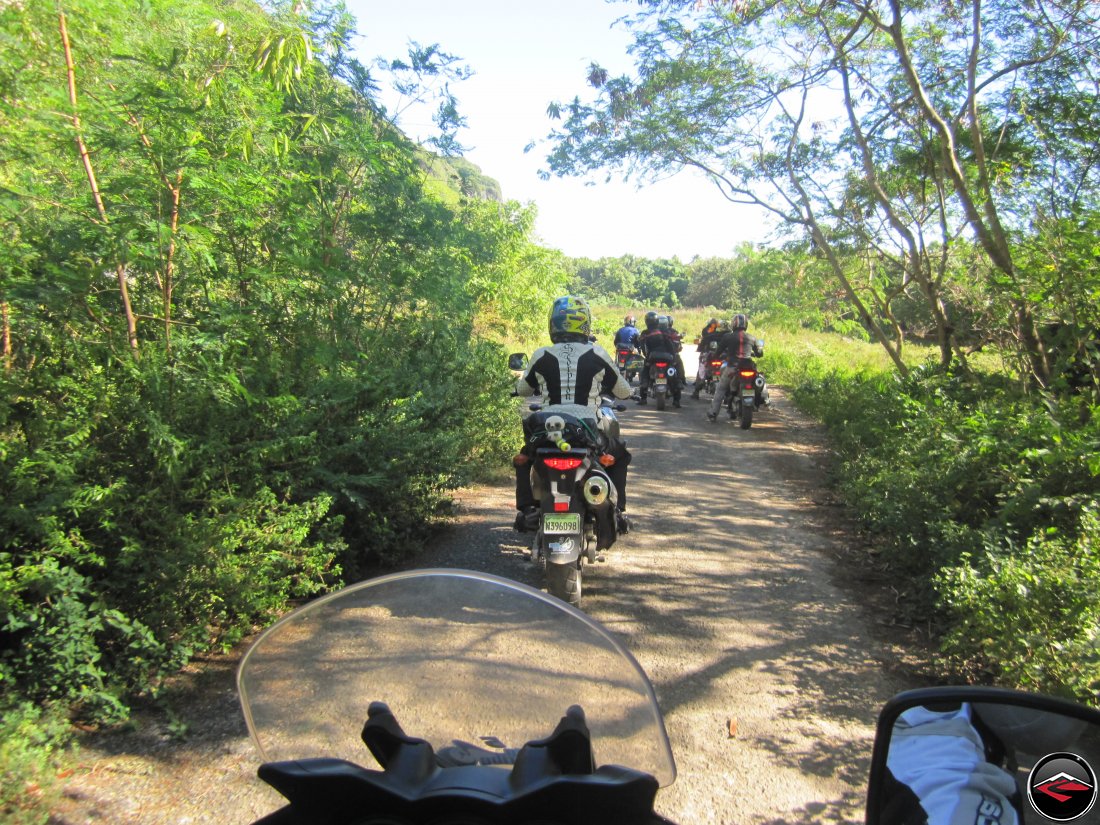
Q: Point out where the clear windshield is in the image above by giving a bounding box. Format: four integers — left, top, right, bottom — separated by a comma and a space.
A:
237, 569, 676, 786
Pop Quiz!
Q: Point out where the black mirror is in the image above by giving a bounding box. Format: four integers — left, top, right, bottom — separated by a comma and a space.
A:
866, 687, 1100, 825
508, 352, 528, 371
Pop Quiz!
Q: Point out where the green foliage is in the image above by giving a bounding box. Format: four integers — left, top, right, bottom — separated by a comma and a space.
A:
0, 702, 70, 825
565, 254, 687, 307
937, 510, 1100, 699
776, 333, 1100, 700
0, 0, 564, 766
545, 0, 1100, 384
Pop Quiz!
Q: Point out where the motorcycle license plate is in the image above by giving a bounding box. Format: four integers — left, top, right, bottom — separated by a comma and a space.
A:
543, 513, 581, 534
656, 376, 667, 386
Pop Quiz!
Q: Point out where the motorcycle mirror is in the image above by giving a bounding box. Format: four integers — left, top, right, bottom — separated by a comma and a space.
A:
865, 687, 1100, 825
508, 352, 529, 371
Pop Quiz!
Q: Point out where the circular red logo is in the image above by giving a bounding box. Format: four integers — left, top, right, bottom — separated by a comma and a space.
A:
1028, 752, 1097, 822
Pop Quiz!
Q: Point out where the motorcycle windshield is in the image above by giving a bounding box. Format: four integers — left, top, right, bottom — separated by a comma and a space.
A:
237, 569, 676, 787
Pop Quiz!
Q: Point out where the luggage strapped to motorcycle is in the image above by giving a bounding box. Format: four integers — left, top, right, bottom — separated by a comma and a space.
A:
526, 413, 602, 451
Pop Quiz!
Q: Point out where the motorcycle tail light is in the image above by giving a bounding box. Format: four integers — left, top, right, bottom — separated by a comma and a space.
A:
655, 361, 669, 368
710, 360, 723, 367
553, 501, 570, 512
544, 457, 583, 471
598, 453, 616, 467
739, 369, 757, 378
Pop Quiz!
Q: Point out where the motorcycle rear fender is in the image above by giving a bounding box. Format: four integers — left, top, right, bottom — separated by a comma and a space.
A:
531, 448, 589, 502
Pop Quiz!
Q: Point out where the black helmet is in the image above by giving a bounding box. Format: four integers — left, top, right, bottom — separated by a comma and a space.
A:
657, 315, 670, 331
624, 315, 636, 326
731, 313, 748, 330
644, 311, 659, 330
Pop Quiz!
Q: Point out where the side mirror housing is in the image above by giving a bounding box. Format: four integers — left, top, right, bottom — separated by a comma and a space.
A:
866, 687, 1100, 825
508, 353, 529, 372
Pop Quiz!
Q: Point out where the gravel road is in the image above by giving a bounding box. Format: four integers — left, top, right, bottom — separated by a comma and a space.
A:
49, 360, 924, 825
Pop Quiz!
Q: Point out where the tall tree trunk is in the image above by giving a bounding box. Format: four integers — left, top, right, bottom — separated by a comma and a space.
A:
835, 47, 958, 371
58, 5, 139, 357
884, 0, 1049, 386
162, 171, 182, 353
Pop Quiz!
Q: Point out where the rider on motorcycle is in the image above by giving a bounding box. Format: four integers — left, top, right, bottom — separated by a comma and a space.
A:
514, 296, 633, 532
638, 312, 687, 407
614, 315, 641, 352
691, 318, 727, 399
706, 313, 763, 422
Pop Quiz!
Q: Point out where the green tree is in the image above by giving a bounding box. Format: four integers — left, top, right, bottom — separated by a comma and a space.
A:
0, 0, 565, 733
544, 0, 1100, 384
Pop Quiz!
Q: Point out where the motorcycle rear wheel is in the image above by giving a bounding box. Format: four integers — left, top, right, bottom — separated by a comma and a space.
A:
546, 562, 581, 607
656, 390, 666, 411
740, 404, 754, 429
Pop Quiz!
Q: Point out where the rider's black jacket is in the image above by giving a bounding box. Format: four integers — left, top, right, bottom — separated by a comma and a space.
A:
715, 330, 761, 363
639, 329, 681, 358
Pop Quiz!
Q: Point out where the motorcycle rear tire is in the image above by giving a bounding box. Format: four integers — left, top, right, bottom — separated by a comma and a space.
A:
656, 391, 666, 411
546, 562, 581, 607
740, 404, 754, 429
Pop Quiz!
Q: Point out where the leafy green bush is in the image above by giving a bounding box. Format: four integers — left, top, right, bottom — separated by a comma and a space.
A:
0, 702, 69, 825
937, 509, 1100, 699
765, 330, 1100, 701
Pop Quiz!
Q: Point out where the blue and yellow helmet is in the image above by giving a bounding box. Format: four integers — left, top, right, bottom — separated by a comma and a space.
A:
549, 295, 592, 342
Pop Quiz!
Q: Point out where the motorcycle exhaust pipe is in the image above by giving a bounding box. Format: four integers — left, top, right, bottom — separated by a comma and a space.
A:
583, 473, 612, 508
754, 375, 766, 388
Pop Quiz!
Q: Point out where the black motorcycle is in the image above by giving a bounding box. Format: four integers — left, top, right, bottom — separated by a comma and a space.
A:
723, 357, 767, 429
697, 341, 723, 398
240, 570, 1100, 825
240, 570, 677, 825
644, 351, 681, 411
517, 399, 625, 606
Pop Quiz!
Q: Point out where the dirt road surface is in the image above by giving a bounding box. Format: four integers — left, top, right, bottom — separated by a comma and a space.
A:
50, 359, 921, 825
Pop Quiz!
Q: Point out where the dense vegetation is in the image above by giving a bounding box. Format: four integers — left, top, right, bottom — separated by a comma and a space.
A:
762, 331, 1099, 700
0, 1, 567, 816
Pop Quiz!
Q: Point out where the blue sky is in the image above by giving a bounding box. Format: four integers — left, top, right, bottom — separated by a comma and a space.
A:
342, 0, 774, 261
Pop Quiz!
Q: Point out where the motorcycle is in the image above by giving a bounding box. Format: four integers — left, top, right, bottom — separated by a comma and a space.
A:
696, 340, 723, 398
517, 397, 626, 606
239, 569, 676, 825
722, 357, 767, 429
645, 351, 680, 411
507, 354, 626, 607
239, 569, 1100, 825
616, 345, 644, 383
